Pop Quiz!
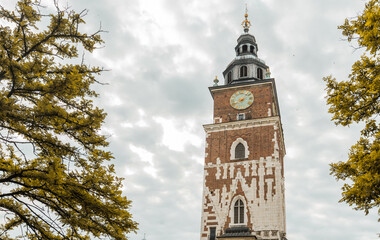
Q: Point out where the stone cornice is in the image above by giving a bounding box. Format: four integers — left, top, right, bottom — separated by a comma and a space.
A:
203, 116, 280, 133
209, 79, 274, 94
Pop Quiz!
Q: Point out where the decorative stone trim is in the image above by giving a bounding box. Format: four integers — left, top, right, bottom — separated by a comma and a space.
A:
230, 138, 250, 160
204, 116, 280, 133
214, 117, 222, 123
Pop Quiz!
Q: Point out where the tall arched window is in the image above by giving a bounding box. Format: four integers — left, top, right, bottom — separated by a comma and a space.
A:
257, 68, 263, 80
234, 199, 244, 224
227, 71, 232, 84
250, 46, 254, 53
235, 143, 245, 159
240, 66, 248, 78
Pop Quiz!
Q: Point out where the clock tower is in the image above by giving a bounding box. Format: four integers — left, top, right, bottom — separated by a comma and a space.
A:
200, 11, 287, 240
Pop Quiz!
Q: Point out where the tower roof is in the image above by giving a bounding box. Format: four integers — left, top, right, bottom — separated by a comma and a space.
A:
234, 8, 258, 57
222, 8, 269, 85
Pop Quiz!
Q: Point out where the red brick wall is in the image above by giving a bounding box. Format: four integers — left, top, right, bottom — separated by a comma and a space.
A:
212, 83, 275, 122
201, 81, 286, 239
205, 126, 276, 164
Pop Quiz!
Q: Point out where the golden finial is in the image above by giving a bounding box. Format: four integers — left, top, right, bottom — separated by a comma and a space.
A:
241, 4, 251, 33
265, 67, 271, 79
213, 76, 219, 86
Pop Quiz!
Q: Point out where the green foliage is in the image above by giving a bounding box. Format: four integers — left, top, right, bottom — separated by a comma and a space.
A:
0, 1, 137, 239
323, 0, 380, 222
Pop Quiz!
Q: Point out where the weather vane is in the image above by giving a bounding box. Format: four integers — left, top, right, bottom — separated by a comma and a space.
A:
241, 4, 251, 33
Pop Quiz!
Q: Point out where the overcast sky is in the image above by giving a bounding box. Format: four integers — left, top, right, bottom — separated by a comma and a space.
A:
7, 0, 380, 239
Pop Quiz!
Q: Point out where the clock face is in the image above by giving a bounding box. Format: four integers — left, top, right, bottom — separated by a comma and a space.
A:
230, 90, 254, 110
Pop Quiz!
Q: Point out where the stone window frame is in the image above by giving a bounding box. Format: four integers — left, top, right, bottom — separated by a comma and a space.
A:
235, 143, 245, 159
230, 137, 249, 160
229, 195, 248, 227
234, 199, 244, 224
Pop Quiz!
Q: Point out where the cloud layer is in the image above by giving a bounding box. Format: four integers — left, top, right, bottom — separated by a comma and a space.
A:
55, 0, 380, 239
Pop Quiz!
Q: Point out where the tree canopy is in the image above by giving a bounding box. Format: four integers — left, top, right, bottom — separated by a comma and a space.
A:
0, 0, 137, 239
323, 0, 380, 222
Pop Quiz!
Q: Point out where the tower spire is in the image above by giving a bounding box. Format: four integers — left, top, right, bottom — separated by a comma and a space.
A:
241, 4, 251, 33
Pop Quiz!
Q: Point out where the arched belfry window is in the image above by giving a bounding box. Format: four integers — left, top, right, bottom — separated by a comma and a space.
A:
235, 143, 245, 159
242, 45, 248, 53
257, 68, 263, 80
234, 199, 244, 224
227, 71, 232, 84
250, 46, 254, 53
240, 66, 248, 78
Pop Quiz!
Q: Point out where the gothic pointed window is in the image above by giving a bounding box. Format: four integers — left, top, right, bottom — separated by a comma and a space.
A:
257, 68, 263, 80
235, 143, 245, 159
234, 199, 244, 224
240, 66, 248, 78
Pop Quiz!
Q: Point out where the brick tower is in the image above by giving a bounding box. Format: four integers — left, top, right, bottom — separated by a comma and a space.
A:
200, 11, 287, 240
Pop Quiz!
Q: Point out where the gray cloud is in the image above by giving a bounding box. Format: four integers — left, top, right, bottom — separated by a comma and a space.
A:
60, 0, 380, 239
